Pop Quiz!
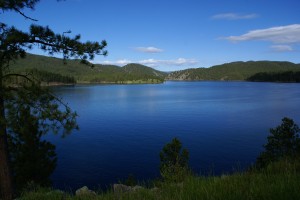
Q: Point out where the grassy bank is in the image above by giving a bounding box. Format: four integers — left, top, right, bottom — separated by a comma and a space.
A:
20, 160, 300, 200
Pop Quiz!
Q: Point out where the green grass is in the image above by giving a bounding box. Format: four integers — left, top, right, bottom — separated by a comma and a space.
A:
20, 160, 300, 200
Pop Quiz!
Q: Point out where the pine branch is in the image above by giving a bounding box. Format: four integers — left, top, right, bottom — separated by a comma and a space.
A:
13, 7, 38, 21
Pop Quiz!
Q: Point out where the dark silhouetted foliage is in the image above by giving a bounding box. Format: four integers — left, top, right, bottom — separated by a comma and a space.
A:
8, 106, 57, 193
247, 71, 300, 82
256, 117, 300, 168
123, 174, 137, 187
160, 138, 190, 182
0, 1, 107, 199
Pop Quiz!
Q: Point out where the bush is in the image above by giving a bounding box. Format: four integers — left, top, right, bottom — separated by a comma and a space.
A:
123, 174, 137, 186
256, 117, 300, 168
160, 138, 190, 182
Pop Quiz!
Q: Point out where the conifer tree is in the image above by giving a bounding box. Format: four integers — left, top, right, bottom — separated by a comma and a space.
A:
0, 1, 107, 199
8, 106, 57, 193
256, 117, 300, 168
160, 138, 190, 182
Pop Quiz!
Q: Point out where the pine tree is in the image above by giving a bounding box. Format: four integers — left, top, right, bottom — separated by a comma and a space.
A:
0, 1, 107, 199
8, 106, 57, 193
256, 117, 300, 168
160, 138, 190, 182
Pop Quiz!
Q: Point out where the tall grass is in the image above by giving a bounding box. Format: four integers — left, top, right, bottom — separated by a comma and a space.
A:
20, 160, 300, 200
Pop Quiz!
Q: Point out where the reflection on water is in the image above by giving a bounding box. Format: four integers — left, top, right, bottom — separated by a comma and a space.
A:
48, 81, 300, 190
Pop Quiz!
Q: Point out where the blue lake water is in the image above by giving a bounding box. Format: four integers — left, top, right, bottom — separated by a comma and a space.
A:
47, 81, 300, 190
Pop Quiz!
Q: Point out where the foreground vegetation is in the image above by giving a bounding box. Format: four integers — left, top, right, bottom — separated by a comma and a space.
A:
0, 1, 108, 199
20, 159, 300, 200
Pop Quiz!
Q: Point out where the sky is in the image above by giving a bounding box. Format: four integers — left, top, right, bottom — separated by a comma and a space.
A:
3, 0, 300, 71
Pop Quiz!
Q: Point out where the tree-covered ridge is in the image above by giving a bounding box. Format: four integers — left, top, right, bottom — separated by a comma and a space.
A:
4, 68, 76, 86
123, 63, 166, 78
10, 55, 300, 83
167, 61, 300, 81
27, 68, 76, 84
247, 71, 300, 82
10, 54, 167, 84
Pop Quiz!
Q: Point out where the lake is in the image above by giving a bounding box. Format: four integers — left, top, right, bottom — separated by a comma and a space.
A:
47, 81, 300, 190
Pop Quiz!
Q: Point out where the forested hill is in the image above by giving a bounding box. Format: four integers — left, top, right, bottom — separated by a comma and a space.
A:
9, 54, 167, 84
10, 55, 300, 83
167, 61, 300, 81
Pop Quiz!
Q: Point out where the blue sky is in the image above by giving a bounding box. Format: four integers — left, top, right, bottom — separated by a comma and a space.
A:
4, 0, 300, 71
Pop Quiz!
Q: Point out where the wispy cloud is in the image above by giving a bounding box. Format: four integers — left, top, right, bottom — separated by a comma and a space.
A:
102, 59, 132, 65
134, 46, 163, 53
212, 13, 258, 20
96, 58, 198, 68
270, 45, 294, 52
224, 24, 300, 44
139, 58, 198, 67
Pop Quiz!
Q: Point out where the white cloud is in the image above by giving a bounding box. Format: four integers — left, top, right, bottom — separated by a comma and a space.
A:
134, 46, 164, 53
138, 59, 159, 65
225, 24, 300, 44
95, 58, 198, 68
102, 59, 132, 65
270, 45, 294, 52
212, 13, 258, 20
139, 58, 198, 67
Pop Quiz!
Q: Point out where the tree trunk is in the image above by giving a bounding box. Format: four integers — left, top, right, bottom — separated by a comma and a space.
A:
0, 70, 13, 199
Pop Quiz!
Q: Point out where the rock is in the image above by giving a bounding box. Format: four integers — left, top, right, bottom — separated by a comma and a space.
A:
131, 185, 144, 191
150, 187, 159, 192
113, 184, 132, 193
75, 186, 96, 196
113, 184, 144, 193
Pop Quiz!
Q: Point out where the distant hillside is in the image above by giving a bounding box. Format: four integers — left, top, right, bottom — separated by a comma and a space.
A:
167, 61, 300, 81
9, 54, 167, 84
247, 71, 300, 83
10, 55, 300, 83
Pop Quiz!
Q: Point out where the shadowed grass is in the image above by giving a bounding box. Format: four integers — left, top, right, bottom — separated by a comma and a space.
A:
20, 159, 300, 200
